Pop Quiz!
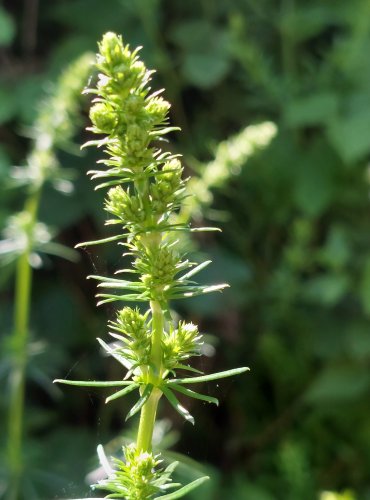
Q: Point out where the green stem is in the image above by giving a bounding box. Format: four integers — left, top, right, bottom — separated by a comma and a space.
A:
136, 300, 164, 452
7, 191, 40, 498
136, 388, 161, 452
149, 300, 163, 376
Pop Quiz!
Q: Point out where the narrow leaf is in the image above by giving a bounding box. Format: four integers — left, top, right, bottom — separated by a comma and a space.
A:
97, 444, 113, 475
162, 386, 194, 424
179, 260, 211, 282
126, 384, 153, 421
170, 383, 219, 405
96, 292, 149, 305
97, 337, 133, 370
175, 363, 204, 374
190, 227, 221, 232
75, 233, 127, 248
168, 283, 229, 299
54, 379, 132, 387
167, 366, 250, 385
156, 476, 210, 499
105, 383, 139, 403
149, 126, 181, 136
154, 461, 179, 487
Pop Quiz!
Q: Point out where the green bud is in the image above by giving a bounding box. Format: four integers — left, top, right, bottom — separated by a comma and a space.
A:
96, 445, 165, 499
124, 94, 145, 120
150, 159, 184, 213
135, 246, 180, 295
145, 96, 170, 124
89, 101, 117, 133
105, 186, 146, 224
163, 321, 202, 370
116, 307, 148, 340
111, 307, 150, 366
126, 124, 149, 153
151, 247, 178, 284
99, 32, 125, 67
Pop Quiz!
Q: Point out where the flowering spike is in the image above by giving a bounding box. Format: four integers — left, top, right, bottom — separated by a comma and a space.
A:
56, 31, 248, 499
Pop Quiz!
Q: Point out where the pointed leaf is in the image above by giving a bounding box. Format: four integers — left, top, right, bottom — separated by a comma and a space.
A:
97, 444, 113, 475
154, 461, 179, 487
54, 379, 132, 387
126, 384, 153, 421
174, 363, 204, 374
150, 126, 181, 136
190, 227, 221, 232
156, 476, 209, 499
97, 337, 133, 369
162, 386, 194, 424
39, 242, 79, 262
179, 260, 211, 282
96, 292, 149, 305
75, 233, 127, 248
105, 383, 139, 403
168, 283, 229, 299
167, 366, 250, 385
170, 383, 219, 405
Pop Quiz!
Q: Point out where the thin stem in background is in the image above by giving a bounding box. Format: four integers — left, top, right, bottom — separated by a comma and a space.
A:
6, 190, 40, 500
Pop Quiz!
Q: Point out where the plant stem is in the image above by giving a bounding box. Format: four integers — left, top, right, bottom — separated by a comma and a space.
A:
136, 299, 164, 452
7, 191, 40, 499
136, 388, 161, 452
149, 300, 163, 377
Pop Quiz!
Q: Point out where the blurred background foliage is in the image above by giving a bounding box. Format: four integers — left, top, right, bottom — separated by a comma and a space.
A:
1, 0, 370, 498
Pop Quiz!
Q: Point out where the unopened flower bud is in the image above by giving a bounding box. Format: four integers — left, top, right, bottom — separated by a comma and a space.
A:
90, 102, 117, 133
99, 32, 125, 67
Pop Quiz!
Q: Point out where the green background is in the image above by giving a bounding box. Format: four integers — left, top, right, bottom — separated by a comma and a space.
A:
1, 1, 370, 499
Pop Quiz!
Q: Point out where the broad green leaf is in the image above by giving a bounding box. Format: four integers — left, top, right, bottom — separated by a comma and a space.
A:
284, 93, 338, 127
303, 274, 349, 305
0, 86, 17, 124
182, 53, 230, 88
168, 366, 249, 385
317, 226, 350, 270
0, 7, 15, 46
293, 154, 334, 217
305, 366, 370, 404
327, 97, 370, 163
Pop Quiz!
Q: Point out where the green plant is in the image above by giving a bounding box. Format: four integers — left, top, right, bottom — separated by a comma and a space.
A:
1, 53, 92, 500
55, 32, 248, 499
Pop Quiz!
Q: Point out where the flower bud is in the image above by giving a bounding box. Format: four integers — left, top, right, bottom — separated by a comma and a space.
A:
150, 159, 184, 213
145, 96, 170, 124
89, 102, 117, 133
105, 186, 145, 224
116, 307, 148, 341
126, 124, 149, 153
99, 32, 125, 67
163, 321, 202, 369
